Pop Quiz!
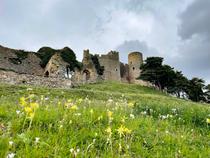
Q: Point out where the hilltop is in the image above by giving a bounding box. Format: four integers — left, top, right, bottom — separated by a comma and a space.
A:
0, 82, 209, 157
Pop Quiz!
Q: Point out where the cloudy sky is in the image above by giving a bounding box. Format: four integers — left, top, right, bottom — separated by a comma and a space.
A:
0, 0, 209, 83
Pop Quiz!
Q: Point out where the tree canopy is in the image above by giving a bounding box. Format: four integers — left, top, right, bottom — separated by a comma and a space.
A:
139, 56, 209, 103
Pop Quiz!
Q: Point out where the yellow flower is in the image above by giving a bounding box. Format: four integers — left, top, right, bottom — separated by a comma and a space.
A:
206, 118, 210, 124
24, 107, 33, 114
90, 109, 94, 114
128, 102, 135, 108
97, 115, 103, 121
105, 126, 112, 136
107, 110, 113, 118
67, 99, 72, 103
77, 98, 83, 104
30, 102, 39, 110
19, 97, 27, 107
124, 127, 132, 134
29, 112, 35, 119
117, 125, 125, 137
70, 105, 78, 111
117, 125, 132, 137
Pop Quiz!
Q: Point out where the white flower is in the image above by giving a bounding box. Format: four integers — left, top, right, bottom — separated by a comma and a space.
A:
130, 114, 135, 119
27, 88, 33, 91
16, 110, 21, 115
172, 108, 177, 113
9, 141, 14, 146
165, 130, 169, 134
76, 148, 80, 153
70, 148, 74, 153
35, 137, 40, 143
7, 153, 15, 158
74, 113, 81, 116
45, 97, 49, 101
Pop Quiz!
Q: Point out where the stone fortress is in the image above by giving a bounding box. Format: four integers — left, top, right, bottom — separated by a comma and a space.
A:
76, 50, 144, 84
0, 45, 149, 88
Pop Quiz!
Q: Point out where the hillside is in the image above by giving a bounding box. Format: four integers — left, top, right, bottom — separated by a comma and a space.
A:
0, 82, 209, 157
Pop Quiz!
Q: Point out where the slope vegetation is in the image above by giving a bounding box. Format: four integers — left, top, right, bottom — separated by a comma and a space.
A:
0, 82, 209, 157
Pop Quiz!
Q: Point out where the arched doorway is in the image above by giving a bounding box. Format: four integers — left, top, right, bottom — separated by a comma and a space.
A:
45, 71, 49, 77
83, 69, 90, 81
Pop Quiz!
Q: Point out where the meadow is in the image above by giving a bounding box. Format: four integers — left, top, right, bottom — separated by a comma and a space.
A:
0, 82, 209, 158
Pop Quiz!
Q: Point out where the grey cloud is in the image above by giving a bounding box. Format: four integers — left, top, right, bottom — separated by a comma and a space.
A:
116, 40, 159, 63
177, 0, 210, 82
178, 0, 210, 40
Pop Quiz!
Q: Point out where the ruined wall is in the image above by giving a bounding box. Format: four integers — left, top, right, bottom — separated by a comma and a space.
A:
0, 46, 44, 75
81, 50, 98, 81
44, 53, 69, 78
0, 70, 72, 88
128, 52, 143, 82
98, 51, 121, 81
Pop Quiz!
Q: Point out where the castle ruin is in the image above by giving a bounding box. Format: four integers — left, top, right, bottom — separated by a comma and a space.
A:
0, 45, 150, 87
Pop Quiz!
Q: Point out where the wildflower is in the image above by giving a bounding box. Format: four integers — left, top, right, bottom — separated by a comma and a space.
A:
117, 125, 132, 137
40, 95, 44, 101
28, 94, 35, 99
105, 126, 112, 136
70, 105, 78, 111
77, 98, 83, 104
74, 113, 81, 116
29, 112, 35, 119
117, 125, 125, 137
90, 109, 94, 114
130, 114, 135, 119
172, 108, 177, 113
24, 107, 32, 114
128, 102, 134, 108
19, 97, 27, 107
97, 115, 103, 121
26, 88, 33, 91
6, 153, 15, 158
141, 111, 147, 115
206, 118, 210, 124
70, 148, 74, 153
107, 110, 113, 118
30, 102, 39, 110
35, 137, 40, 143
16, 110, 21, 115
9, 141, 14, 146
121, 116, 126, 123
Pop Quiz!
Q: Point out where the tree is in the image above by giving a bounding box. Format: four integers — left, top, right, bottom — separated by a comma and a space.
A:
167, 71, 189, 98
186, 78, 206, 102
204, 84, 210, 103
139, 57, 164, 89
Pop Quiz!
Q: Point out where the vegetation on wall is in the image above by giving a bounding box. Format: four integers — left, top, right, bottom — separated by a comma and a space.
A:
36, 47, 82, 71
91, 54, 104, 75
8, 50, 29, 65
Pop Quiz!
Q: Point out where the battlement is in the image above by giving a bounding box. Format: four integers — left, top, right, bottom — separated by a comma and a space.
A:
99, 51, 119, 61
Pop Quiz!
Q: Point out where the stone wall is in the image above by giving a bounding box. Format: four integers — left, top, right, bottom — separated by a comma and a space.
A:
0, 70, 72, 88
98, 51, 121, 81
0, 45, 44, 75
44, 53, 69, 78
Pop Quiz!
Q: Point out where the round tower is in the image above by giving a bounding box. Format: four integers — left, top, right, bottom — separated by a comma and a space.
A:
128, 52, 143, 81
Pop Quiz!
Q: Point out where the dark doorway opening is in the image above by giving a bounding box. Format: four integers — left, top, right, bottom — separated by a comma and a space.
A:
45, 71, 49, 77
83, 69, 90, 81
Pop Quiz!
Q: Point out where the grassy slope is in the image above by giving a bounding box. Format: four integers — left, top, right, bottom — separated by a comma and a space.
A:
0, 82, 209, 158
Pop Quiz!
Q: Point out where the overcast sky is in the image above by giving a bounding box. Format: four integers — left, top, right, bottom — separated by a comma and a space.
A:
0, 0, 209, 83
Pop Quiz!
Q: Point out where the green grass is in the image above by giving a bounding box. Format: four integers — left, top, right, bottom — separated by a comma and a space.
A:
0, 82, 209, 157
